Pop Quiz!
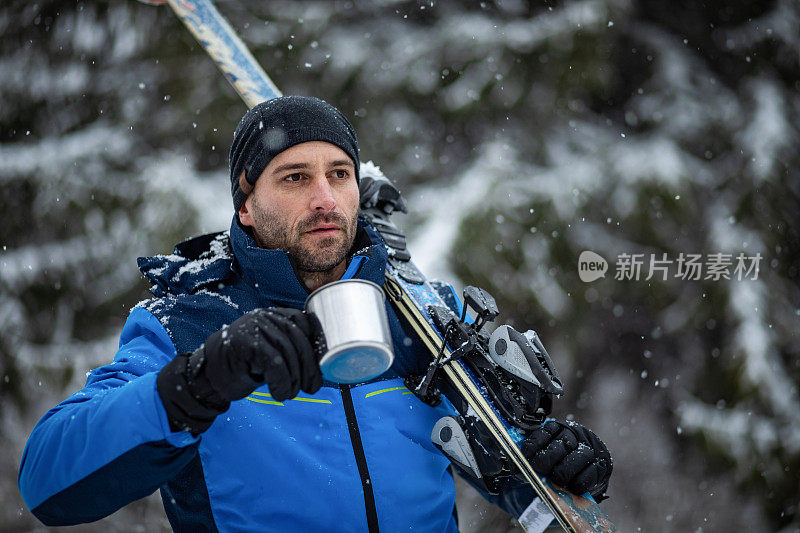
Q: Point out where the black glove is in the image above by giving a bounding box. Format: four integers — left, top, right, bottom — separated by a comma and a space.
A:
157, 307, 325, 435
520, 420, 612, 500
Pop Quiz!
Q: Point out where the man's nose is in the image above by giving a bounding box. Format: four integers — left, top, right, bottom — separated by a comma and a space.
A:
309, 175, 336, 212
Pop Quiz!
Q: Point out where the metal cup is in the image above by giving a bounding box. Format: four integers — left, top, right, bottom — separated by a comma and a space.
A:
305, 279, 395, 384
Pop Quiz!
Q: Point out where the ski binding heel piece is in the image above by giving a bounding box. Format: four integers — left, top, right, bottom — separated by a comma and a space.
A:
431, 416, 483, 480
487, 326, 563, 397
431, 414, 513, 494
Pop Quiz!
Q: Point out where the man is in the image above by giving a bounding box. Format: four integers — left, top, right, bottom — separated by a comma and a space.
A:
18, 96, 611, 531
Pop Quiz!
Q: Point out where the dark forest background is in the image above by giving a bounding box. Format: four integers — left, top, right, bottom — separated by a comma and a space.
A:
1, 1, 798, 531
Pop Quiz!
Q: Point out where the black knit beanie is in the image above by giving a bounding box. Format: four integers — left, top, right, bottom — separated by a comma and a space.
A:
229, 95, 360, 215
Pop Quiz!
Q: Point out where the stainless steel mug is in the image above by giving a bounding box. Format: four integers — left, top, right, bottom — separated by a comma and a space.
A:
305, 279, 395, 384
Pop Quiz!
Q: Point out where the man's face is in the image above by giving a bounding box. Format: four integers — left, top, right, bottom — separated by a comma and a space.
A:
238, 141, 360, 273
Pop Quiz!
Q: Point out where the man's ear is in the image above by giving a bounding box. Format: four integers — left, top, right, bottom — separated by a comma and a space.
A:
238, 196, 254, 228
237, 170, 256, 227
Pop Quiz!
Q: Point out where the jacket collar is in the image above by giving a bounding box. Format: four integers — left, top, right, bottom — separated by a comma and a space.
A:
138, 215, 388, 306
229, 215, 388, 308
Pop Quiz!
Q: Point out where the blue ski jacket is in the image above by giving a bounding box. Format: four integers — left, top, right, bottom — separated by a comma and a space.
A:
19, 216, 534, 532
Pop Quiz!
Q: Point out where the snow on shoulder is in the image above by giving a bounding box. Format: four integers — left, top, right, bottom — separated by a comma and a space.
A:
136, 231, 233, 299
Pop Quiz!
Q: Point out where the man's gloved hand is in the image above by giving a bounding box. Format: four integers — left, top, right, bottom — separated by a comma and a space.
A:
157, 307, 325, 435
520, 420, 612, 500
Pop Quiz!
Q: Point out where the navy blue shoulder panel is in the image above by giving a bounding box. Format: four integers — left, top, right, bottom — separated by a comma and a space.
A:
137, 232, 234, 298
31, 440, 199, 527
138, 288, 257, 355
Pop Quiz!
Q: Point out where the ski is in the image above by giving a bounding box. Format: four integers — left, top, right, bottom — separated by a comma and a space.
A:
366, 193, 614, 532
382, 269, 614, 533
158, 0, 279, 107
148, 0, 616, 530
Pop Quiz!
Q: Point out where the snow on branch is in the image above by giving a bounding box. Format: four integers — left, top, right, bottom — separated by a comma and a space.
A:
0, 123, 132, 179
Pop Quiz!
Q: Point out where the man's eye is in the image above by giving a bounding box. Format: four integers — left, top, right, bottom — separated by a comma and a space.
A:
285, 173, 303, 182
334, 170, 349, 179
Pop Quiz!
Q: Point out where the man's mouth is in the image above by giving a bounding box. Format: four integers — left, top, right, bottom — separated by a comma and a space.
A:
306, 224, 341, 236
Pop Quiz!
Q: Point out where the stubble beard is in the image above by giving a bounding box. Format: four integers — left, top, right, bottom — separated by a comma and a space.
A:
248, 196, 358, 273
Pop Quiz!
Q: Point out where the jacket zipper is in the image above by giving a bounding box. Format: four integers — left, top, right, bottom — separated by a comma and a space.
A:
341, 385, 379, 532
